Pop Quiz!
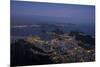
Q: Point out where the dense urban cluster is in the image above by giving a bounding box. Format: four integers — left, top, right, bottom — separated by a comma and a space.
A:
11, 30, 95, 66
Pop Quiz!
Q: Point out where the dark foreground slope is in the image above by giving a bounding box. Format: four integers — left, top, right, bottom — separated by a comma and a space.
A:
11, 33, 95, 66
11, 39, 53, 66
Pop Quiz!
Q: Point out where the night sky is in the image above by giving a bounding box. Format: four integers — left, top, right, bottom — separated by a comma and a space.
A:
11, 1, 95, 25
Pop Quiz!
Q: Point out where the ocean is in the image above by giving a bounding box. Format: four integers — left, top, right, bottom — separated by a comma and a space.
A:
11, 23, 95, 42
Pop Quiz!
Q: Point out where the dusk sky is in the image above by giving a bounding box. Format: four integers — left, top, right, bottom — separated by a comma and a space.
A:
11, 1, 95, 25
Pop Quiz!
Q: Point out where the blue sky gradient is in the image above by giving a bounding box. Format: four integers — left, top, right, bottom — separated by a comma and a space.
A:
11, 1, 95, 25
